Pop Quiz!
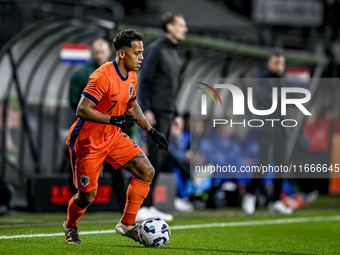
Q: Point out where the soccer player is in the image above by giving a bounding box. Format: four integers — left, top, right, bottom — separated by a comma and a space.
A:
63, 29, 168, 244
68, 38, 126, 212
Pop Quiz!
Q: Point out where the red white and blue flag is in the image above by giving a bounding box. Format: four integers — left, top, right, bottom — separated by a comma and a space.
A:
286, 67, 310, 87
60, 43, 91, 64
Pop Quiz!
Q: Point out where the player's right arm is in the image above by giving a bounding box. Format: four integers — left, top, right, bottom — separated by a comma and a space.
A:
77, 66, 136, 129
77, 95, 136, 129
76, 95, 111, 124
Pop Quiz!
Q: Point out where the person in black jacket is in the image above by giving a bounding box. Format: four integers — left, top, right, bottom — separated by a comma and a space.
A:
137, 12, 188, 221
242, 50, 293, 215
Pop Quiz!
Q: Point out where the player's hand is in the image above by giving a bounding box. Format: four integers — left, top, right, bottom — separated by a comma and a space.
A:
110, 114, 137, 130
147, 128, 168, 150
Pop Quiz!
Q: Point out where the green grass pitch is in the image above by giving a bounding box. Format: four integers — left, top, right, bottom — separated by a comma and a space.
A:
1, 195, 340, 255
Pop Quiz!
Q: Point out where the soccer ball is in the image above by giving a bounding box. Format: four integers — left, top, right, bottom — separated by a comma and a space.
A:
138, 217, 170, 248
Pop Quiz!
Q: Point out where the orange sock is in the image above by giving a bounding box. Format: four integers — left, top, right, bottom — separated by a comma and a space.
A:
65, 194, 87, 228
121, 177, 151, 226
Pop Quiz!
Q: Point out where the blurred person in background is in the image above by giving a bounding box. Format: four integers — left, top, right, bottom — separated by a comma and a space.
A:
137, 12, 188, 221
303, 106, 332, 167
168, 116, 194, 212
69, 38, 112, 110
242, 50, 293, 215
198, 123, 243, 208
295, 106, 333, 200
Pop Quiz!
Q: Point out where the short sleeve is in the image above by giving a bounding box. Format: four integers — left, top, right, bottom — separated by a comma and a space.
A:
83, 70, 108, 105
129, 72, 138, 102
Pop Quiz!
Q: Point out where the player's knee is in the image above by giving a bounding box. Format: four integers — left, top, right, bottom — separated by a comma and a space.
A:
77, 189, 97, 207
85, 194, 96, 205
145, 165, 155, 182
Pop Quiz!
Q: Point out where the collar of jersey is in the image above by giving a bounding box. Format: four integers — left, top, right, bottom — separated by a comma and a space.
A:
113, 60, 128, 81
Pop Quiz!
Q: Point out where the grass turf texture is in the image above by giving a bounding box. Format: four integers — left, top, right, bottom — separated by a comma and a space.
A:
0, 195, 340, 255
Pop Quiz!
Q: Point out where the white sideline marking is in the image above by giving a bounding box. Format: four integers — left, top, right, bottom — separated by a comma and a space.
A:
1, 215, 340, 240
170, 215, 340, 230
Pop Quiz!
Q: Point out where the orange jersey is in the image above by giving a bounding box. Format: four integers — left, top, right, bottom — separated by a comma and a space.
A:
66, 60, 137, 155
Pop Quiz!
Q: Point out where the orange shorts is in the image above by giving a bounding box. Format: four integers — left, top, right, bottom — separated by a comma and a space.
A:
69, 131, 143, 192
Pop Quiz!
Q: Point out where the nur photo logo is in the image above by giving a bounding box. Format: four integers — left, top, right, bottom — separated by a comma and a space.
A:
196, 81, 312, 128
196, 82, 223, 115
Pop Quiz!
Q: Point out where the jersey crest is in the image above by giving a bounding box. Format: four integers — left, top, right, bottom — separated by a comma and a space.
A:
80, 176, 89, 187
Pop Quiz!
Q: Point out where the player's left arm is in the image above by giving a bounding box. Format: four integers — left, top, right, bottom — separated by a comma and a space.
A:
126, 99, 151, 132
126, 100, 168, 150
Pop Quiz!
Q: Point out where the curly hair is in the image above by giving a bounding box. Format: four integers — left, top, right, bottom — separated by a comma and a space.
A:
113, 29, 143, 51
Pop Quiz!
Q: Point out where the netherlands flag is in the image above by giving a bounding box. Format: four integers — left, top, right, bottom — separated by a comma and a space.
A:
60, 43, 91, 64
286, 67, 310, 87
